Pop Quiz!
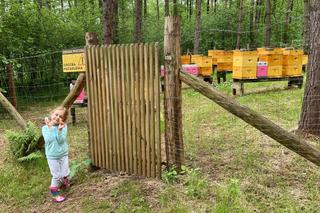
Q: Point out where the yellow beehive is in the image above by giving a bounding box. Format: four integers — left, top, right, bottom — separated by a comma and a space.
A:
259, 54, 283, 66
268, 66, 282, 78
302, 55, 308, 65
181, 55, 191, 64
232, 66, 257, 79
282, 49, 303, 66
217, 51, 233, 63
233, 50, 258, 67
217, 62, 233, 71
199, 67, 212, 76
208, 50, 225, 64
199, 56, 212, 67
191, 54, 202, 65
282, 66, 302, 77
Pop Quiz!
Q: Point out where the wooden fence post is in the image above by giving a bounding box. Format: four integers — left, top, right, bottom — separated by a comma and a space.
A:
84, 32, 99, 170
5, 63, 17, 108
163, 16, 184, 170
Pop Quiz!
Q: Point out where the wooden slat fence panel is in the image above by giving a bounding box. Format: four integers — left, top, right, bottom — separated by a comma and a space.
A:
85, 43, 161, 178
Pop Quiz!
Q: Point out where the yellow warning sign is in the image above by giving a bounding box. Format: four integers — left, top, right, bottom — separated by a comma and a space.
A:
62, 49, 85, 72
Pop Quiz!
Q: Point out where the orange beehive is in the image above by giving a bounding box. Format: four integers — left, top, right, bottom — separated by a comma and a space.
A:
233, 50, 258, 67
268, 66, 282, 78
232, 66, 257, 79
282, 49, 303, 66
216, 51, 233, 71
198, 56, 213, 76
258, 48, 283, 66
208, 50, 225, 65
199, 67, 212, 76
191, 54, 202, 64
282, 66, 302, 77
181, 55, 191, 64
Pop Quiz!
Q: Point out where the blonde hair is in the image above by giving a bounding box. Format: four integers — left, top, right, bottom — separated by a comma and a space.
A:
50, 106, 69, 122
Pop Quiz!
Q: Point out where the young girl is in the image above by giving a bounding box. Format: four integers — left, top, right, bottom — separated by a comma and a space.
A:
42, 106, 70, 202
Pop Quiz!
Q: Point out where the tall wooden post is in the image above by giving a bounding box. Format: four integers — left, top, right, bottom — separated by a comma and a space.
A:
84, 32, 99, 170
163, 16, 184, 170
5, 63, 17, 108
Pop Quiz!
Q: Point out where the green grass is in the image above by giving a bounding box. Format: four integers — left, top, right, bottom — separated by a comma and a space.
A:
1, 78, 320, 212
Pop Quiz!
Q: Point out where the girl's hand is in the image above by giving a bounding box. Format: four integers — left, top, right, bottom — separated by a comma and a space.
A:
45, 117, 53, 127
58, 121, 65, 131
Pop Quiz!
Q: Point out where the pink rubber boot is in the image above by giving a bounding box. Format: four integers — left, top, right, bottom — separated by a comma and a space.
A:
49, 186, 66, 203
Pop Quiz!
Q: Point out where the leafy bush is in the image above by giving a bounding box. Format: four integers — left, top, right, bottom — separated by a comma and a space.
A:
5, 122, 43, 162
162, 165, 178, 184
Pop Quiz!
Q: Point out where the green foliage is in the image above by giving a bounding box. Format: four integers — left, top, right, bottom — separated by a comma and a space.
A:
69, 158, 92, 180
162, 165, 178, 184
214, 179, 246, 213
183, 166, 208, 198
17, 150, 43, 162
5, 122, 41, 161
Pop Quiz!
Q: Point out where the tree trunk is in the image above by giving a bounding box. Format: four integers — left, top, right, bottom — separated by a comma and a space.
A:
303, 0, 310, 54
0, 92, 27, 129
207, 0, 209, 14
189, 0, 192, 19
249, 0, 255, 48
156, 0, 159, 20
255, 0, 262, 26
102, 0, 114, 45
236, 0, 244, 49
173, 0, 178, 15
134, 0, 142, 43
180, 71, 320, 167
164, 16, 184, 170
193, 0, 201, 54
264, 0, 272, 47
298, 0, 320, 136
283, 0, 293, 46
144, 0, 147, 18
214, 0, 217, 12
165, 0, 169, 16
60, 0, 64, 11
113, 0, 119, 43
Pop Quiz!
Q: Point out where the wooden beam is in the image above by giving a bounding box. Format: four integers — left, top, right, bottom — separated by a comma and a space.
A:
0, 91, 26, 129
180, 71, 320, 167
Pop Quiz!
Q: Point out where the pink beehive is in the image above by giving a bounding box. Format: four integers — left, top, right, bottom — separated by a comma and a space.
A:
74, 89, 85, 104
160, 64, 199, 76
182, 64, 199, 76
257, 62, 268, 78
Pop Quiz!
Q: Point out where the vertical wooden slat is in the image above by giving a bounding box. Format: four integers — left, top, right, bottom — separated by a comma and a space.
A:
120, 45, 128, 172
116, 46, 124, 171
135, 44, 142, 175
144, 44, 151, 177
97, 46, 106, 168
139, 44, 146, 176
91, 46, 101, 167
94, 46, 103, 167
149, 44, 156, 178
155, 43, 161, 178
124, 45, 132, 173
85, 46, 96, 166
111, 45, 119, 171
108, 46, 117, 171
103, 46, 112, 169
132, 44, 138, 175
100, 46, 108, 168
